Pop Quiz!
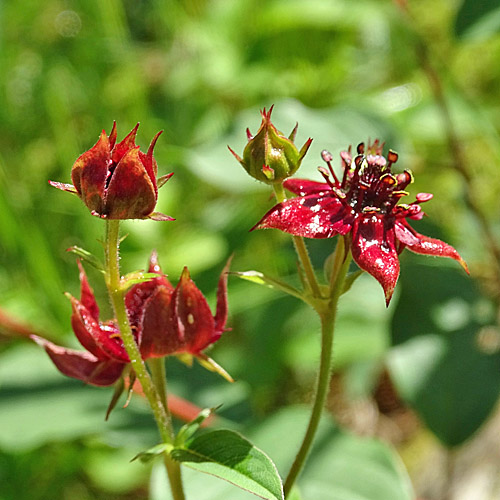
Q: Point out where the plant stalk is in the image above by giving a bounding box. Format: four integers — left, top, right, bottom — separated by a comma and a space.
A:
105, 220, 185, 500
283, 239, 351, 498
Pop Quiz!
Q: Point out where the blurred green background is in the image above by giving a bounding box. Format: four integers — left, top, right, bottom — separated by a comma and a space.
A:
2, 0, 500, 499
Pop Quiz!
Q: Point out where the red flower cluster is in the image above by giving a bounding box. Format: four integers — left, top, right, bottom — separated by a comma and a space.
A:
33, 254, 229, 386
254, 141, 468, 304
50, 123, 173, 220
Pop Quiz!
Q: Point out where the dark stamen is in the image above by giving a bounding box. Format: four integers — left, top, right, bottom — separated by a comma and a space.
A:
317, 166, 336, 189
321, 150, 340, 185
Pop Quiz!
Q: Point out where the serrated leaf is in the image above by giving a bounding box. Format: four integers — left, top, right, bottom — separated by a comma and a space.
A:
67, 246, 105, 272
131, 443, 171, 464
233, 271, 304, 302
171, 429, 284, 500
175, 407, 216, 447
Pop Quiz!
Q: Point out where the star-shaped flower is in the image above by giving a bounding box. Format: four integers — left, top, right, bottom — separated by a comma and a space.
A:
253, 140, 468, 304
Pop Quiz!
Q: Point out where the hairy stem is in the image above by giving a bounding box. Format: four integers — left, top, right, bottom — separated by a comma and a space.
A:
149, 357, 185, 499
105, 220, 185, 500
283, 239, 351, 497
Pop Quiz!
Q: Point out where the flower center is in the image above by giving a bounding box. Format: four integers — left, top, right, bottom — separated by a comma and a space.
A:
321, 142, 412, 216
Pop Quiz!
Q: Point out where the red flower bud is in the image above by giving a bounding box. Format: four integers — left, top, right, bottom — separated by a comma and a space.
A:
130, 253, 231, 358
49, 123, 174, 221
33, 254, 231, 386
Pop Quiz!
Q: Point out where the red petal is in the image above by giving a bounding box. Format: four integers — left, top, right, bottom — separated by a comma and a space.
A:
253, 195, 353, 238
125, 252, 174, 349
32, 336, 124, 386
77, 261, 99, 321
172, 268, 217, 354
138, 130, 163, 193
214, 258, 231, 335
104, 147, 157, 219
139, 285, 178, 358
111, 123, 139, 165
157, 172, 174, 189
108, 122, 117, 150
395, 221, 469, 273
71, 130, 110, 213
148, 249, 162, 274
283, 178, 331, 196
70, 296, 129, 362
351, 215, 400, 305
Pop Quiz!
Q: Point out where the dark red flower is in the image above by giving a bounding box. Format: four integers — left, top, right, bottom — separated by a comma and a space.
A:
126, 253, 230, 359
253, 140, 468, 304
33, 255, 230, 386
49, 123, 174, 221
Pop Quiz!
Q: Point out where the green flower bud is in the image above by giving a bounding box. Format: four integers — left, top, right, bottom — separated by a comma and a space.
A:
228, 106, 312, 184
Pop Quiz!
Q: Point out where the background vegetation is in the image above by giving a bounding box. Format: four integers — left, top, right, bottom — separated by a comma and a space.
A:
2, 0, 500, 499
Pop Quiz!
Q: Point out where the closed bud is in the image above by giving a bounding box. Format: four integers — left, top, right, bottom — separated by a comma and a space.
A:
49, 123, 174, 221
228, 106, 312, 184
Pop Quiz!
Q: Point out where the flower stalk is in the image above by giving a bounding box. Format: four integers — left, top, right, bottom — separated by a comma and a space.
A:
104, 220, 185, 500
283, 238, 351, 498
272, 183, 322, 299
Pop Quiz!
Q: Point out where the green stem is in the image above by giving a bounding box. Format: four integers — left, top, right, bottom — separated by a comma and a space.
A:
148, 358, 174, 439
283, 239, 351, 498
149, 358, 185, 499
105, 220, 185, 500
273, 183, 322, 298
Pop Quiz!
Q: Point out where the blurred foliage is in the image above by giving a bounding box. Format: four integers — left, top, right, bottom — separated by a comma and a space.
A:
2, 0, 500, 499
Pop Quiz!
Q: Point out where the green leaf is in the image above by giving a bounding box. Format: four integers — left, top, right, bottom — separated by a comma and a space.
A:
66, 246, 105, 272
174, 407, 217, 447
151, 408, 412, 500
455, 0, 500, 39
233, 271, 304, 302
131, 443, 171, 464
389, 260, 500, 447
120, 272, 158, 291
171, 429, 284, 500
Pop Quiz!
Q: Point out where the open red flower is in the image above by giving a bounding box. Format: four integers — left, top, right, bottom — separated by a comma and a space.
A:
49, 123, 174, 221
253, 140, 468, 304
33, 254, 230, 386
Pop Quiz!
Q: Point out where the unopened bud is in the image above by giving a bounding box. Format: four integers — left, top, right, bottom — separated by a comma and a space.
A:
228, 106, 312, 184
